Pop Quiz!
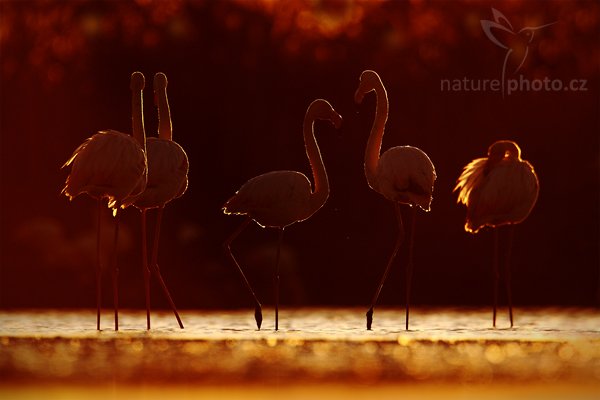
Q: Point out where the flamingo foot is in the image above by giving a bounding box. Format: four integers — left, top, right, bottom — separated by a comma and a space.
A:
255, 305, 263, 330
366, 307, 374, 330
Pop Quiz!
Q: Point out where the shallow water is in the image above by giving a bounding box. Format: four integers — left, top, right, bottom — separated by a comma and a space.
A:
1, 308, 599, 398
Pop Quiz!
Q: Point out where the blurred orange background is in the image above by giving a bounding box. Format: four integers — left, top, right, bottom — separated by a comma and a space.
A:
0, 0, 598, 309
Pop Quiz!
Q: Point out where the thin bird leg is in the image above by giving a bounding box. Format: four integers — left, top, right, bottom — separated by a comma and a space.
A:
111, 209, 121, 331
224, 218, 263, 330
149, 206, 184, 329
492, 228, 500, 328
274, 228, 284, 331
405, 206, 417, 331
366, 202, 405, 330
96, 199, 103, 331
504, 225, 515, 327
142, 209, 151, 330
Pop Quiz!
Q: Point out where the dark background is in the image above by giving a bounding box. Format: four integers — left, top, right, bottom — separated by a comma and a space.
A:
1, 0, 598, 310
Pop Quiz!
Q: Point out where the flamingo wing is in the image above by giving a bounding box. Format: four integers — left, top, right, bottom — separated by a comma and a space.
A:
463, 159, 538, 232
223, 171, 313, 228
63, 130, 147, 208
470, 160, 538, 231
376, 146, 437, 211
454, 157, 487, 207
133, 138, 189, 209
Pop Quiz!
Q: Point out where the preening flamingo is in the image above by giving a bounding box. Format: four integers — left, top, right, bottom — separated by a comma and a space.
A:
62, 71, 148, 331
223, 99, 342, 330
354, 70, 436, 331
455, 140, 538, 327
133, 72, 188, 330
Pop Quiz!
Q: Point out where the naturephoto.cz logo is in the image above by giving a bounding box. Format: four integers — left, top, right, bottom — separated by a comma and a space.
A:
441, 8, 588, 97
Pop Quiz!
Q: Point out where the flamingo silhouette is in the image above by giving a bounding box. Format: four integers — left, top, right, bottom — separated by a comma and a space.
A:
62, 71, 148, 331
355, 70, 436, 331
223, 99, 342, 330
454, 140, 539, 327
132, 72, 188, 330
481, 8, 555, 86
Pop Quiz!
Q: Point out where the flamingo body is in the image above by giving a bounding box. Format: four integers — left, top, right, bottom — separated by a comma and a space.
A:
62, 71, 147, 331
374, 146, 436, 211
223, 99, 342, 330
131, 72, 188, 330
62, 130, 147, 209
133, 137, 188, 209
355, 69, 436, 330
455, 140, 538, 327
223, 170, 315, 228
455, 140, 538, 233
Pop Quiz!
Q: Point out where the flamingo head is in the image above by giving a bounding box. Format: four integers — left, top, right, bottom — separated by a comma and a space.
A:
130, 71, 145, 91
354, 70, 381, 104
153, 72, 168, 105
309, 99, 342, 129
487, 140, 522, 163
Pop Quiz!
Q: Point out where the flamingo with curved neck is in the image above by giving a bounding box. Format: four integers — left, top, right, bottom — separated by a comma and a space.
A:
223, 99, 342, 330
355, 70, 436, 330
62, 72, 148, 331
133, 72, 189, 330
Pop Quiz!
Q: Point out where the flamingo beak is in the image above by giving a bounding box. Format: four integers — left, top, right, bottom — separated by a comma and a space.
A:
354, 87, 365, 104
333, 112, 343, 129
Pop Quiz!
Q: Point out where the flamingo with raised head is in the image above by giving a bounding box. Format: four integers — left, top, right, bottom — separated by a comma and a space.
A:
354, 70, 436, 331
133, 72, 188, 330
455, 140, 539, 327
62, 71, 148, 331
223, 99, 342, 331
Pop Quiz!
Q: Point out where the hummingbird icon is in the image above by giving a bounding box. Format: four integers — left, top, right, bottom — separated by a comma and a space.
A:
481, 8, 555, 86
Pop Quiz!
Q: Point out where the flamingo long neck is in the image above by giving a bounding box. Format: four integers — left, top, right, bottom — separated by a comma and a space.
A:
132, 88, 146, 151
364, 82, 388, 189
157, 87, 172, 141
304, 110, 329, 214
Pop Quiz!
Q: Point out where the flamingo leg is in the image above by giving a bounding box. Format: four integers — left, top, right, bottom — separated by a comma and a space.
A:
405, 206, 417, 331
142, 209, 151, 330
274, 228, 284, 331
224, 218, 263, 330
96, 199, 102, 330
366, 202, 405, 330
149, 206, 184, 329
111, 209, 121, 331
492, 228, 500, 328
504, 225, 515, 327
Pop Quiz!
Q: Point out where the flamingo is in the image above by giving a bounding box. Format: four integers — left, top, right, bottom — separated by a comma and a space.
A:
354, 70, 436, 331
132, 72, 188, 330
222, 99, 342, 330
454, 140, 539, 327
62, 71, 148, 331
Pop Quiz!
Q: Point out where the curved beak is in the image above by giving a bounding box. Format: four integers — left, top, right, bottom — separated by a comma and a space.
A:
332, 112, 343, 129
354, 87, 365, 104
